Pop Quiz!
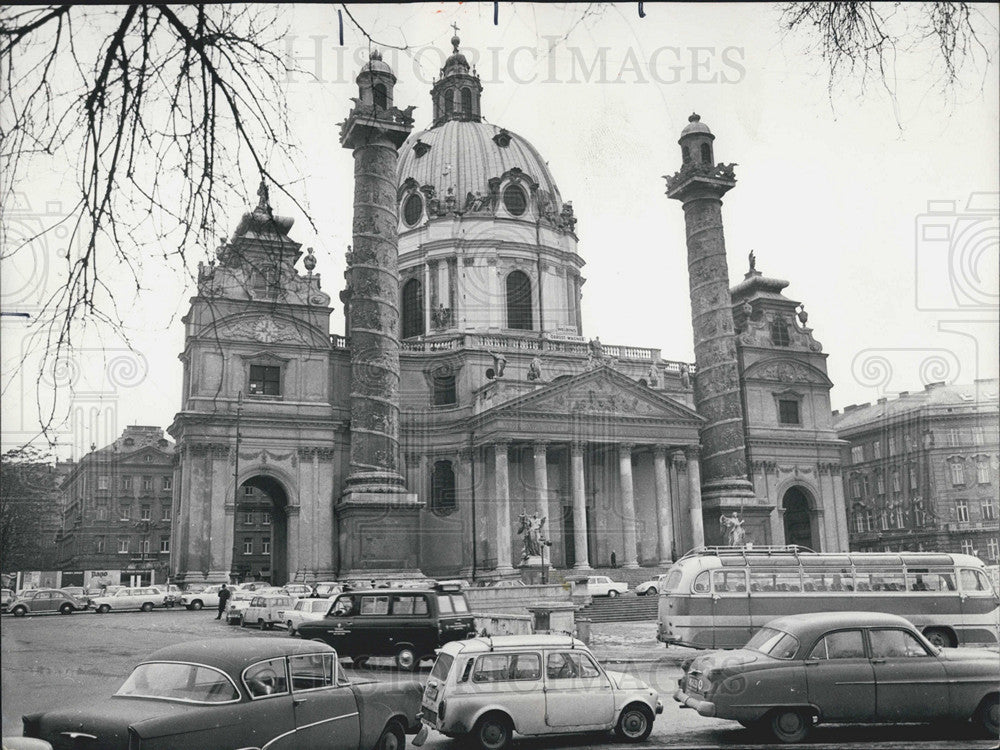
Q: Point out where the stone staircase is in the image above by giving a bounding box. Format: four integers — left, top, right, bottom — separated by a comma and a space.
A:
549, 566, 670, 624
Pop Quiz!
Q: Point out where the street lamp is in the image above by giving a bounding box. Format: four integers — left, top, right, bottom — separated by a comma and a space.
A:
231, 391, 243, 583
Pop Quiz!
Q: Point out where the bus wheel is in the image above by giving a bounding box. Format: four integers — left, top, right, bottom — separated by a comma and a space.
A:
923, 628, 955, 649
768, 708, 810, 744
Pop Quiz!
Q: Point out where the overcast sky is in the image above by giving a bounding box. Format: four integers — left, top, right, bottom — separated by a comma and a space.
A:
3, 2, 998, 458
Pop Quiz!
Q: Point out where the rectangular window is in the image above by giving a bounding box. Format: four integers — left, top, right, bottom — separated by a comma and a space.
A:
262, 511, 271, 526
262, 539, 270, 555
950, 462, 965, 486
249, 365, 281, 396
142, 477, 153, 491
120, 505, 131, 521
865, 510, 875, 532
977, 461, 990, 484
289, 653, 336, 692
244, 512, 254, 525
956, 500, 970, 523
851, 445, 864, 463
432, 374, 457, 407
140, 506, 151, 521
140, 539, 150, 554
778, 399, 800, 425
973, 427, 985, 445
892, 471, 901, 492
853, 513, 865, 533
862, 475, 871, 496
948, 428, 960, 446
243, 538, 253, 555
118, 538, 129, 554
913, 501, 926, 526
244, 486, 254, 496
98, 475, 109, 490
880, 511, 890, 530
888, 436, 897, 456
909, 464, 918, 490
894, 506, 904, 528
873, 441, 882, 459
876, 472, 885, 494
851, 478, 862, 499
960, 539, 974, 555
162, 476, 172, 491
160, 537, 170, 553
162, 506, 171, 521
981, 500, 996, 521
121, 476, 132, 490
988, 539, 999, 561
97, 506, 108, 521
96, 537, 105, 553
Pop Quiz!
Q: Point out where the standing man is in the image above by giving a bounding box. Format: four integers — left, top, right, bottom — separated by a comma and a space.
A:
216, 584, 231, 620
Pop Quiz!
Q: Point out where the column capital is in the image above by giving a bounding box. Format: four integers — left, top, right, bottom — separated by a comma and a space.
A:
532, 441, 551, 454
570, 441, 586, 456
493, 438, 513, 448
684, 445, 701, 462
654, 444, 671, 459
618, 443, 635, 459
672, 450, 687, 468
458, 447, 475, 462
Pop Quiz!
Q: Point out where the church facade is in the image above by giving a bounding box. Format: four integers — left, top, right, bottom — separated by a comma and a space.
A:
167, 36, 847, 585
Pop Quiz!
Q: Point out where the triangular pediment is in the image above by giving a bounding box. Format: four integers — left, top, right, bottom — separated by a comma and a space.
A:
482, 365, 704, 422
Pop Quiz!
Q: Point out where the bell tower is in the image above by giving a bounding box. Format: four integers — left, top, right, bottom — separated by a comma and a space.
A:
430, 25, 483, 124
666, 114, 756, 543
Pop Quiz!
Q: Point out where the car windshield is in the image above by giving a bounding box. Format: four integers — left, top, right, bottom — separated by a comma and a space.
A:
116, 662, 239, 703
745, 627, 800, 659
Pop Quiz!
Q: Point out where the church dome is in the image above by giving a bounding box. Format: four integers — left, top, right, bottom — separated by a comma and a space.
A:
397, 120, 564, 211
680, 112, 712, 137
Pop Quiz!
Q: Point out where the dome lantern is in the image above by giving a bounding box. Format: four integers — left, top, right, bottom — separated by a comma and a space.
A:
356, 49, 396, 111
431, 24, 483, 125
678, 112, 715, 166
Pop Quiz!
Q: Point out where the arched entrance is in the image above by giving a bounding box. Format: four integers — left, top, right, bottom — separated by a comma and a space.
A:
782, 486, 817, 551
236, 475, 289, 585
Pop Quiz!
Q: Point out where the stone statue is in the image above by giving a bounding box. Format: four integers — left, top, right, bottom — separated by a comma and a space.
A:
748, 250, 756, 273
489, 350, 506, 378
646, 364, 659, 388
527, 357, 542, 381
517, 512, 548, 561
720, 512, 746, 546
587, 337, 605, 369
679, 363, 691, 389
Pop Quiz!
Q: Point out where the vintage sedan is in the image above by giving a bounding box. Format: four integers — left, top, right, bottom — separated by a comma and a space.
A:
674, 611, 1000, 743
90, 586, 168, 613
8, 589, 88, 617
20, 638, 423, 750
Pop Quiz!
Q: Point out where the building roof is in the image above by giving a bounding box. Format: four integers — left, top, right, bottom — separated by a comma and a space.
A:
833, 378, 999, 433
398, 119, 563, 211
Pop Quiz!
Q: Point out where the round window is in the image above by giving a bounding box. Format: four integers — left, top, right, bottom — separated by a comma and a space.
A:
502, 185, 527, 216
402, 193, 423, 227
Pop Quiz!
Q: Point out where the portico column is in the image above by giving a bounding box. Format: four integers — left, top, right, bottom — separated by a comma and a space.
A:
285, 505, 301, 584
570, 441, 591, 570
457, 448, 474, 576
686, 446, 705, 548
618, 444, 640, 568
654, 446, 674, 565
493, 441, 514, 574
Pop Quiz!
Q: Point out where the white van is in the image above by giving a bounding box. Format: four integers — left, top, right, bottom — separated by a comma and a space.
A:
414, 634, 662, 750
243, 594, 296, 630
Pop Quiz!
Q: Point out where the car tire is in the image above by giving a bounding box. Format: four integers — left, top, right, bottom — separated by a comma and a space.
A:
140, 602, 154, 613
12, 605, 27, 617
59, 603, 74, 615
286, 621, 295, 635
615, 703, 654, 742
258, 619, 266, 630
395, 646, 417, 671
769, 708, 811, 744
923, 627, 956, 649
472, 712, 512, 750
648, 586, 657, 596
190, 600, 203, 611
374, 720, 405, 750
608, 590, 619, 598
97, 604, 111, 614
975, 694, 999, 737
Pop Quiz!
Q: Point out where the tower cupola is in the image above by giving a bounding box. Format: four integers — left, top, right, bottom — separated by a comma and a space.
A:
356, 49, 396, 111
430, 25, 482, 125
678, 112, 715, 166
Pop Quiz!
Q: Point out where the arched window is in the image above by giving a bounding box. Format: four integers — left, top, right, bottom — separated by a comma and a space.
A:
506, 270, 533, 330
373, 83, 387, 110
461, 87, 472, 115
444, 89, 454, 115
431, 461, 456, 515
682, 145, 691, 163
401, 278, 424, 338
700, 142, 712, 164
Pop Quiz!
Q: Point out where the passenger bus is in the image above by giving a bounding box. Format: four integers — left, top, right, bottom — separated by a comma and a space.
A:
657, 546, 999, 649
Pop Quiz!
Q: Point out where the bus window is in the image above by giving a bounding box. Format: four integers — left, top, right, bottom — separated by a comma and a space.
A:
858, 570, 905, 592
801, 568, 853, 592
662, 569, 683, 594
750, 570, 802, 593
692, 571, 711, 594
711, 570, 747, 593
905, 570, 956, 592
959, 569, 991, 592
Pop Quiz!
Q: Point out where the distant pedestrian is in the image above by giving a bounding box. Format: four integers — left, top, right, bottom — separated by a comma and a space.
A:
216, 584, 231, 619
610, 550, 617, 569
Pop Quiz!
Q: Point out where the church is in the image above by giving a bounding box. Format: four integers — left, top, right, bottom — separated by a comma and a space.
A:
167, 34, 848, 585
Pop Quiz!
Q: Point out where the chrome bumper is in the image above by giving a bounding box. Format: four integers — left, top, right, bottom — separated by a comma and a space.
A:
673, 688, 716, 717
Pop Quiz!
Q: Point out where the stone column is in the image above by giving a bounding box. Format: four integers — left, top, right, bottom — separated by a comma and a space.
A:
654, 446, 674, 565
532, 441, 551, 523
570, 441, 591, 570
286, 505, 301, 583
619, 444, 640, 568
456, 448, 474, 576
493, 441, 514, 574
686, 446, 705, 548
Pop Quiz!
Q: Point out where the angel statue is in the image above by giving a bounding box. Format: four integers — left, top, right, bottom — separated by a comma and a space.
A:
720, 511, 747, 546
516, 512, 548, 561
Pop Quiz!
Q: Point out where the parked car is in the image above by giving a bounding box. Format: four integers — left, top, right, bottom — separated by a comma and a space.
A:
160, 584, 184, 607
59, 586, 86, 600
244, 594, 297, 630
20, 638, 423, 750
586, 575, 629, 598
414, 634, 663, 750
1, 587, 15, 612
281, 597, 337, 634
312, 581, 344, 598
180, 584, 224, 610
8, 589, 88, 617
674, 611, 1000, 743
635, 574, 667, 596
296, 583, 477, 670
224, 590, 257, 625
282, 583, 314, 599
91, 586, 168, 613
